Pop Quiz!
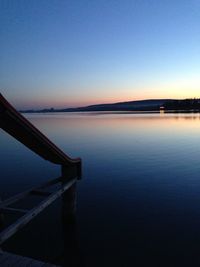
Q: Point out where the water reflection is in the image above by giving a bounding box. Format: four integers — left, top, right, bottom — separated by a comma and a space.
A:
1, 112, 200, 266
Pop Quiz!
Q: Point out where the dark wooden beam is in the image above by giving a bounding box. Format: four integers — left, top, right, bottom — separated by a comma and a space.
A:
0, 94, 81, 177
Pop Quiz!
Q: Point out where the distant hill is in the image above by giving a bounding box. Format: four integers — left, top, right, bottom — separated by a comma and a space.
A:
21, 99, 172, 113
23, 98, 200, 113
68, 99, 170, 112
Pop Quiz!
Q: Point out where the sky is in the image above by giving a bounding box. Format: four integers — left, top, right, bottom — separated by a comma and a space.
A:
1, 0, 200, 109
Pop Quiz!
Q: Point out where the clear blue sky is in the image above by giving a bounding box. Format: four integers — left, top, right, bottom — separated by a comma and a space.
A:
1, 0, 200, 109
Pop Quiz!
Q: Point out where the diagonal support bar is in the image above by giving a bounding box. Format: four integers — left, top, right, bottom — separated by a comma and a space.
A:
0, 178, 77, 246
0, 176, 62, 209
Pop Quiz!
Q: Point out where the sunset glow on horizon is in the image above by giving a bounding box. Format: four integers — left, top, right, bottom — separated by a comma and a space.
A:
1, 0, 200, 109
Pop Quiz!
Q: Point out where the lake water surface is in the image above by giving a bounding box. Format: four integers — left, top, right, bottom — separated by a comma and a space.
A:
1, 112, 200, 266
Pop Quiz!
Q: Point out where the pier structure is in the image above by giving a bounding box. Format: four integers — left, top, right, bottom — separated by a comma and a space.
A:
0, 94, 82, 266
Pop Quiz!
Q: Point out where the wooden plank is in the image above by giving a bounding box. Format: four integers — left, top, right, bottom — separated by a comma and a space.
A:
0, 178, 77, 245
0, 251, 10, 264
0, 251, 60, 267
9, 255, 33, 266
29, 262, 45, 267
0, 251, 23, 266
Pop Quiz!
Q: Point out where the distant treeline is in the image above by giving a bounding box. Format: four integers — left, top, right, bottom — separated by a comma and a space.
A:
164, 99, 200, 110
20, 98, 200, 113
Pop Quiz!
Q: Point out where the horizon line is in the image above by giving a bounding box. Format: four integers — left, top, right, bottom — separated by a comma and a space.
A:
19, 97, 200, 111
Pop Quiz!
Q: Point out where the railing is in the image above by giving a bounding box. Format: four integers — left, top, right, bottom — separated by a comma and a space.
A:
0, 176, 77, 246
0, 93, 81, 174
0, 93, 82, 262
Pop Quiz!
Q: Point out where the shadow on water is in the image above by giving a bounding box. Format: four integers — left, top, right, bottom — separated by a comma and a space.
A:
59, 184, 84, 267
61, 212, 83, 267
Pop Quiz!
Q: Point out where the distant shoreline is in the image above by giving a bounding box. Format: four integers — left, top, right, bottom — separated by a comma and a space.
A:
22, 110, 200, 115
20, 98, 200, 114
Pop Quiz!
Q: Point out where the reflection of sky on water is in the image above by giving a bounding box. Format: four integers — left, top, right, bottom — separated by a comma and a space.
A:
1, 112, 200, 266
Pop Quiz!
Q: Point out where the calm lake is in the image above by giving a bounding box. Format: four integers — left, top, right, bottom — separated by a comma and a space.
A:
1, 112, 200, 266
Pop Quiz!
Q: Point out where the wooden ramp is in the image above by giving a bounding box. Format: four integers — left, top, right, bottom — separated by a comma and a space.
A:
0, 251, 60, 267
